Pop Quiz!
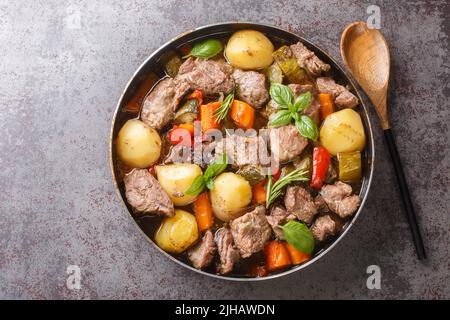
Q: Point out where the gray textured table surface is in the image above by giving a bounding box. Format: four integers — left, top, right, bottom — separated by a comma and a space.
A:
0, 0, 448, 299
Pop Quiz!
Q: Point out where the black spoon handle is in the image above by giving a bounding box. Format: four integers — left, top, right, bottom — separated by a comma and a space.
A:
384, 129, 426, 260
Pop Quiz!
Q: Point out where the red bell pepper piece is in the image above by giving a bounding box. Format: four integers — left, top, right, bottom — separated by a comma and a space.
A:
181, 44, 192, 56
169, 124, 194, 146
272, 166, 282, 182
310, 146, 331, 190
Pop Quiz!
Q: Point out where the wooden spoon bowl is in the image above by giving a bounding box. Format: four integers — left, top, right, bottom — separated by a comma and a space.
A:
341, 22, 390, 129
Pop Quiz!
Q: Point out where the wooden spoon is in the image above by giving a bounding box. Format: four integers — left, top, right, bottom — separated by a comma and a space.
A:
341, 22, 426, 260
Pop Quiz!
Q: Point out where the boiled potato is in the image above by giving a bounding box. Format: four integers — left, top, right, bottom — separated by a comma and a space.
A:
155, 164, 203, 206
320, 108, 366, 155
226, 30, 274, 70
210, 172, 252, 222
116, 119, 161, 168
155, 209, 198, 254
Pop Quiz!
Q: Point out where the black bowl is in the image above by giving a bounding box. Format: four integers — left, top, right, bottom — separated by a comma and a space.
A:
109, 22, 375, 281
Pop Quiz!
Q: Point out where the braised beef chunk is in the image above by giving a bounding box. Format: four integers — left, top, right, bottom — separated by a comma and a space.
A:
176, 57, 234, 95
215, 227, 240, 274
124, 169, 174, 217
269, 124, 308, 163
316, 77, 358, 108
232, 69, 269, 108
284, 186, 318, 224
230, 206, 272, 258
213, 135, 265, 168
320, 181, 360, 218
266, 206, 296, 240
290, 42, 330, 77
314, 194, 330, 213
187, 230, 217, 270
311, 215, 337, 241
141, 78, 190, 130
288, 83, 314, 96
305, 99, 321, 124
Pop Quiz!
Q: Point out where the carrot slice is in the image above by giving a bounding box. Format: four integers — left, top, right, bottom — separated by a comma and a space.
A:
175, 123, 195, 136
200, 102, 221, 132
264, 241, 292, 272
230, 100, 255, 130
318, 93, 335, 120
284, 243, 311, 265
252, 180, 267, 205
194, 192, 214, 232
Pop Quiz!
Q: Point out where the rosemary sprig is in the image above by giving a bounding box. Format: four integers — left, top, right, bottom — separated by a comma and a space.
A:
213, 92, 234, 122
266, 168, 310, 208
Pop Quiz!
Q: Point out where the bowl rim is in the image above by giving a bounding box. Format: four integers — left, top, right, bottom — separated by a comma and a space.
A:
109, 21, 375, 281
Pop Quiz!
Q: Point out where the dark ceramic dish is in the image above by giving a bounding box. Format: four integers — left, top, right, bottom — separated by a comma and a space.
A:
109, 22, 375, 281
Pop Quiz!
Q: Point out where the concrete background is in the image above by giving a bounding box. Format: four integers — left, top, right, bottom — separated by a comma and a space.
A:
0, 0, 448, 299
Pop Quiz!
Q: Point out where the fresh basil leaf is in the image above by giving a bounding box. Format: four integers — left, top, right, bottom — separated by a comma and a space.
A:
294, 91, 312, 112
185, 175, 206, 196
268, 110, 293, 127
204, 153, 228, 181
186, 154, 228, 196
206, 179, 215, 190
185, 39, 223, 59
295, 115, 319, 141
288, 103, 297, 114
269, 83, 293, 108
279, 220, 315, 254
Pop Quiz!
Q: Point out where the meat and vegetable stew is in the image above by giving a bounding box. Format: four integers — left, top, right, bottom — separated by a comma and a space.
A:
115, 30, 366, 278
